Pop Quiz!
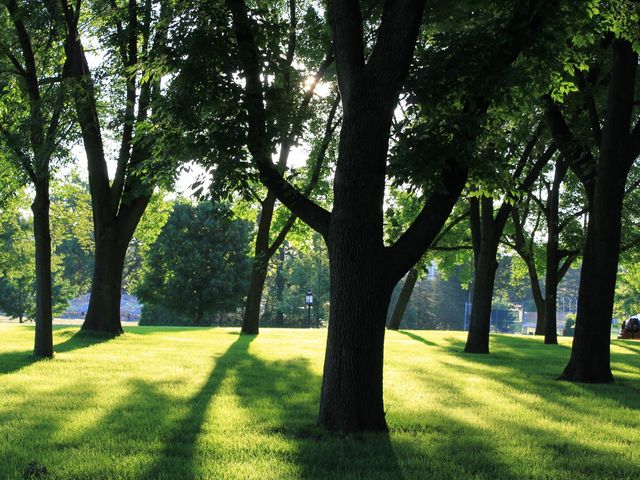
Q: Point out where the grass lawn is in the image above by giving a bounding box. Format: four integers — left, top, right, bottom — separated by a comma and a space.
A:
0, 324, 639, 479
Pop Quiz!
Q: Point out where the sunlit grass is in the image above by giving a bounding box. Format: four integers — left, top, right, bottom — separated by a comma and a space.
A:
0, 324, 639, 479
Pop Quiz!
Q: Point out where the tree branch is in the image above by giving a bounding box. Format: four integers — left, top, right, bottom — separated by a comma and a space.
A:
575, 70, 602, 146
544, 97, 596, 202
267, 94, 341, 258
558, 253, 577, 282
495, 143, 556, 232
366, 0, 426, 99
226, 0, 331, 237
0, 126, 36, 183
328, 0, 365, 103
386, 159, 469, 282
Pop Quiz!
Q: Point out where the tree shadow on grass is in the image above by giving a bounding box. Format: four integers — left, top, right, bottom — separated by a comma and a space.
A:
140, 333, 405, 479
612, 339, 640, 355
0, 328, 113, 376
0, 381, 98, 478
397, 330, 437, 347
215, 337, 404, 479
141, 333, 257, 479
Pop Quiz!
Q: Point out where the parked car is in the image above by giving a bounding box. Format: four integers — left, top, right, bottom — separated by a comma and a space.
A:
618, 316, 640, 339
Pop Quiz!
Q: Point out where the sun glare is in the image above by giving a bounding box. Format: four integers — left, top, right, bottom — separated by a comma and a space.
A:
304, 76, 332, 98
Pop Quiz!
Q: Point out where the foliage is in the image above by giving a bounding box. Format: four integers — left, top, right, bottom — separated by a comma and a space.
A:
122, 192, 173, 292
136, 201, 251, 324
614, 257, 640, 319
262, 232, 330, 327
0, 190, 73, 320
49, 173, 94, 297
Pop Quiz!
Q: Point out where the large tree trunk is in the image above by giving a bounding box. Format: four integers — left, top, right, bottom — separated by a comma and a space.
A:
559, 183, 622, 382
318, 90, 393, 432
31, 183, 53, 358
559, 40, 637, 383
387, 267, 418, 330
319, 239, 392, 432
82, 227, 127, 335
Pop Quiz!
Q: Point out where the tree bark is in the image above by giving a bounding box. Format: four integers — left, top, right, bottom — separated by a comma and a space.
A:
241, 192, 276, 334
82, 227, 127, 335
317, 75, 398, 428
464, 199, 499, 354
242, 254, 269, 334
31, 183, 54, 358
559, 40, 637, 383
542, 159, 568, 344
387, 267, 418, 330
274, 245, 286, 327
559, 179, 623, 381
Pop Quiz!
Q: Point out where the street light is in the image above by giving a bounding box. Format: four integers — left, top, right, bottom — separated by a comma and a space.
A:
305, 289, 313, 328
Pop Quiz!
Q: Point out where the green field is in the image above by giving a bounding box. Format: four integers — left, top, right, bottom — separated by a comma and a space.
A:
1, 324, 639, 479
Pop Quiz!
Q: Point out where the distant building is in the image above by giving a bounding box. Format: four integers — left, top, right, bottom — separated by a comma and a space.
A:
60, 292, 141, 322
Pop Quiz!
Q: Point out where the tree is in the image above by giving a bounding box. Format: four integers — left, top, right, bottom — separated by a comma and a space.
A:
136, 202, 251, 325
223, 0, 553, 431
56, 0, 170, 334
0, 189, 75, 322
507, 163, 584, 343
156, 0, 340, 335
0, 0, 69, 356
463, 127, 556, 354
544, 6, 640, 381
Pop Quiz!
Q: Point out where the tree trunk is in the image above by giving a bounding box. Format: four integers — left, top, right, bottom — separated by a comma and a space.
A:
31, 184, 53, 358
387, 267, 418, 330
464, 196, 500, 354
82, 227, 126, 335
543, 237, 559, 344
543, 184, 560, 343
559, 191, 621, 382
464, 239, 499, 354
319, 247, 392, 432
543, 158, 568, 344
530, 270, 545, 336
274, 246, 286, 327
242, 192, 276, 334
242, 258, 269, 334
560, 40, 636, 383
318, 89, 394, 432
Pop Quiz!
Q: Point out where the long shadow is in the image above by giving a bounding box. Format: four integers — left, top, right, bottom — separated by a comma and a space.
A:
612, 339, 640, 355
397, 330, 437, 347
0, 381, 98, 477
142, 333, 256, 479
0, 328, 113, 375
231, 342, 406, 479
414, 333, 640, 413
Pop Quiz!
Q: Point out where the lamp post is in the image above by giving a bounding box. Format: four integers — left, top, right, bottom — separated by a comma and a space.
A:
305, 289, 313, 328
